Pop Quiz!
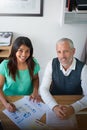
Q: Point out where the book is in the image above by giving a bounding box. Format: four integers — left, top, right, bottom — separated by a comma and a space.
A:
77, 4, 87, 10
76, 8, 87, 13
68, 0, 77, 11
76, 0, 87, 5
76, 0, 87, 10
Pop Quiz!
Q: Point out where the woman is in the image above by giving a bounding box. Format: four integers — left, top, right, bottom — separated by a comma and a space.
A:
0, 36, 40, 112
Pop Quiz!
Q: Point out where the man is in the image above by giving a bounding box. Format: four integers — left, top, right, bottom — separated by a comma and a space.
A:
39, 38, 87, 119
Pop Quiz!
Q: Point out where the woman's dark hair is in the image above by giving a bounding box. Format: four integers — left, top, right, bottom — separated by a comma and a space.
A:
8, 36, 35, 81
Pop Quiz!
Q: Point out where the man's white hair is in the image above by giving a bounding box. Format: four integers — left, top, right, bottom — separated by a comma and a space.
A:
56, 38, 74, 49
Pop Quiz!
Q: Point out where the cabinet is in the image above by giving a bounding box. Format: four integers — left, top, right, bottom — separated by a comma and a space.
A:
0, 45, 12, 58
60, 0, 87, 25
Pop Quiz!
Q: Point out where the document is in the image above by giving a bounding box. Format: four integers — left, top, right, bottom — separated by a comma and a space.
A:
46, 109, 78, 129
3, 96, 49, 130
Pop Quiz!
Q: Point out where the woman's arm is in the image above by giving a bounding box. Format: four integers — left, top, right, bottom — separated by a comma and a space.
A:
29, 74, 41, 102
0, 75, 16, 112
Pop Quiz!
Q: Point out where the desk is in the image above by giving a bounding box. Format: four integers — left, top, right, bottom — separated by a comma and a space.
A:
0, 96, 21, 130
0, 95, 87, 130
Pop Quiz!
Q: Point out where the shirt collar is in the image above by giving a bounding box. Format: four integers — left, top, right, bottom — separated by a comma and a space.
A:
60, 58, 76, 76
60, 58, 76, 70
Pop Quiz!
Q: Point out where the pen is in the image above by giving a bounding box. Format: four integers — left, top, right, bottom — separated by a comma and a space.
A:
35, 119, 53, 130
35, 119, 45, 126
35, 119, 50, 128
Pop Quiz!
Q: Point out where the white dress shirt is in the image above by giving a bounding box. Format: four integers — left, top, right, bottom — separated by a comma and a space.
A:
39, 58, 87, 113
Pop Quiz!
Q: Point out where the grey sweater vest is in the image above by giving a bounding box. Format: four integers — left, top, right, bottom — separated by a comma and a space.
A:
50, 58, 84, 95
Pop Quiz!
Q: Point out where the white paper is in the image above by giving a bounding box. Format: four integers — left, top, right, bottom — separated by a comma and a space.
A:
46, 109, 78, 129
3, 96, 49, 130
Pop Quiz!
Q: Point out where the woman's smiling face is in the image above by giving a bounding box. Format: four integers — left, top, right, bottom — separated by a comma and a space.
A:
16, 44, 30, 63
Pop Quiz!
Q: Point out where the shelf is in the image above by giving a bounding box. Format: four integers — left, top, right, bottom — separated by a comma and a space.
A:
0, 50, 10, 57
64, 11, 87, 24
60, 0, 87, 25
0, 45, 12, 58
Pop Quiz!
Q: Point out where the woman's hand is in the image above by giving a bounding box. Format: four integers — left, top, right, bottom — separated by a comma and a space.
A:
29, 74, 42, 102
29, 93, 42, 102
5, 102, 16, 112
29, 90, 42, 102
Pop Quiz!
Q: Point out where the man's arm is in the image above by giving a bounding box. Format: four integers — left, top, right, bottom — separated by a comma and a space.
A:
71, 64, 87, 113
39, 60, 58, 109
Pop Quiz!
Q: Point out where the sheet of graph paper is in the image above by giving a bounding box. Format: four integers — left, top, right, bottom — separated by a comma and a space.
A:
46, 109, 78, 129
3, 96, 49, 130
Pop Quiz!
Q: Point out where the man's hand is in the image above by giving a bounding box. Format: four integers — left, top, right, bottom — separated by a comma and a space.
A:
53, 105, 67, 119
53, 105, 75, 119
62, 105, 75, 119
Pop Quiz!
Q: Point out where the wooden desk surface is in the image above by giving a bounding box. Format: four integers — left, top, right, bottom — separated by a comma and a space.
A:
0, 95, 87, 130
0, 96, 21, 130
